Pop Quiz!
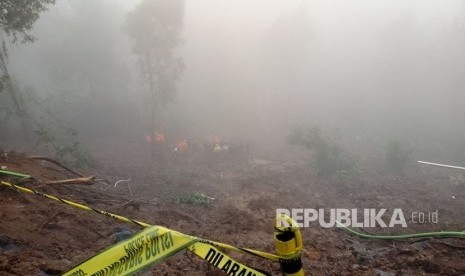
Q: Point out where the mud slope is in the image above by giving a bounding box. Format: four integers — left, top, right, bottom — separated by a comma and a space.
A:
1, 151, 465, 275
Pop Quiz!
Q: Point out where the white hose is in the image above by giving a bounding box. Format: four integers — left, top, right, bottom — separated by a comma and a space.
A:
418, 161, 465, 170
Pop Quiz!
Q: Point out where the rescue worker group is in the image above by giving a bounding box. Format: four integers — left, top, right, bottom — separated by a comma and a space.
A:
143, 131, 237, 157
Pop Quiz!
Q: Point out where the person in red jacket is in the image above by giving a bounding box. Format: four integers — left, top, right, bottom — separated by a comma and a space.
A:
155, 132, 166, 143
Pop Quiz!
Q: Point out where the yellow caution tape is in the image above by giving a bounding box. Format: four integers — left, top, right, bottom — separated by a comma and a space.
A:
0, 181, 279, 261
0, 181, 273, 275
63, 226, 195, 276
189, 242, 268, 276
64, 226, 268, 276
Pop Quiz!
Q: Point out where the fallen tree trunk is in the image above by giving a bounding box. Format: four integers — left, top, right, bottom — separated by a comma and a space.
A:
46, 176, 95, 185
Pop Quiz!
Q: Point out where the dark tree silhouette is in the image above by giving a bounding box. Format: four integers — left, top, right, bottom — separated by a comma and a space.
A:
0, 0, 56, 137
124, 0, 185, 160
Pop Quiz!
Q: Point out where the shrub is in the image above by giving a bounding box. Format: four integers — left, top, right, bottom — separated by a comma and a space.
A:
171, 192, 214, 208
289, 126, 355, 176
35, 125, 95, 168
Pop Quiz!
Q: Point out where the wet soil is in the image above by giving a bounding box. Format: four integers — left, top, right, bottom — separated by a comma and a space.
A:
1, 144, 465, 275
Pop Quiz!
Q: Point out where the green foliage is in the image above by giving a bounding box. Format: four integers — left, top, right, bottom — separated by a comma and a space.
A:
35, 124, 95, 168
30, 89, 93, 168
34, 125, 55, 144
289, 126, 355, 176
0, 82, 94, 168
0, 0, 56, 141
385, 140, 411, 173
171, 192, 214, 208
55, 142, 95, 168
0, 0, 56, 43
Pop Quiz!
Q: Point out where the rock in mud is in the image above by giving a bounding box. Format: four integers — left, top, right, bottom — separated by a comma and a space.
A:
0, 234, 18, 253
115, 227, 133, 242
374, 268, 394, 276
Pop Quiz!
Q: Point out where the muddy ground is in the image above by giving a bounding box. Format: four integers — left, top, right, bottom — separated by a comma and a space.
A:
1, 141, 465, 275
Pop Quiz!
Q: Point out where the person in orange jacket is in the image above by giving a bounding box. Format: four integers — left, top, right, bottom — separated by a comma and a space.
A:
178, 139, 188, 152
155, 132, 166, 143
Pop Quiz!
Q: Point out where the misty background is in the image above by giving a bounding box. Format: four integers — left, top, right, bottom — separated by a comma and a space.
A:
3, 0, 465, 165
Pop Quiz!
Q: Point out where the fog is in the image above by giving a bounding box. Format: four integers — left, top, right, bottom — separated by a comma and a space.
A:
4, 0, 465, 163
